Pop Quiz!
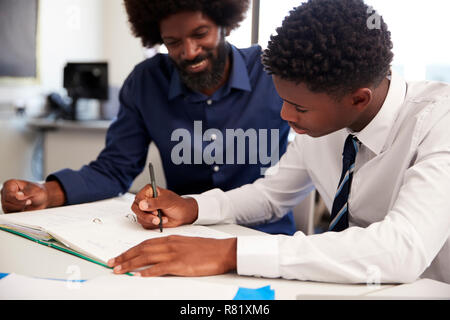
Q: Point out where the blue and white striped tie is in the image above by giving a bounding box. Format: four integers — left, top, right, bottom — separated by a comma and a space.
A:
329, 135, 359, 232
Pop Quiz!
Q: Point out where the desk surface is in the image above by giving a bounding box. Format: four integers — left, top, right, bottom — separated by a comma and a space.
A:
0, 212, 450, 300
0, 223, 401, 300
0, 224, 261, 280
0, 200, 450, 300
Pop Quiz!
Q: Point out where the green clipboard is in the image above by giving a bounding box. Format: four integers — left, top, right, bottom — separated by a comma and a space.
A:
0, 225, 133, 276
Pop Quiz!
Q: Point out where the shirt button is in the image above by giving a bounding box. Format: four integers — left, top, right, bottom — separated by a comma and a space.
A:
213, 165, 220, 172
206, 99, 213, 105
211, 133, 217, 141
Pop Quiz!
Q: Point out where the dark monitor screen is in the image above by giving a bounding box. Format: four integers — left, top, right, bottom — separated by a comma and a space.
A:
63, 62, 108, 100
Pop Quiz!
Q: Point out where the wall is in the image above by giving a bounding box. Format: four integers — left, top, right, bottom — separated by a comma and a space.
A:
0, 0, 145, 183
102, 0, 144, 87
0, 0, 145, 104
0, 0, 105, 105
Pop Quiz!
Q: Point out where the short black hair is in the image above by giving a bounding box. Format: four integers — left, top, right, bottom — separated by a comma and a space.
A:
263, 0, 394, 98
123, 0, 250, 48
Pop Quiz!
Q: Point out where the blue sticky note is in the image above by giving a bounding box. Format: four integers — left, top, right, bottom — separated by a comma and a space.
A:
0, 273, 10, 280
43, 277, 87, 283
233, 285, 275, 300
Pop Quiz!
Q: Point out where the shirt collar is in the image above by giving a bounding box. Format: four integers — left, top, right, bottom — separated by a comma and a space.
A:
168, 43, 252, 101
227, 44, 252, 93
348, 70, 407, 155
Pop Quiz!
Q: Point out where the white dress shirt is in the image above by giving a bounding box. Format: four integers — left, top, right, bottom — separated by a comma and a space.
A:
192, 71, 450, 284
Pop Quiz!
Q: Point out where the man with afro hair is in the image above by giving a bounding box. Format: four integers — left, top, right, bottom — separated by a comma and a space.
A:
109, 0, 450, 285
2, 0, 296, 235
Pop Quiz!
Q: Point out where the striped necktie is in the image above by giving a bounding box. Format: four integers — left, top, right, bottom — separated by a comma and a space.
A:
329, 135, 359, 232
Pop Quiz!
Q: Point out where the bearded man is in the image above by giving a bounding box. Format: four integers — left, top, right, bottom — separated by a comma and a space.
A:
1, 0, 295, 235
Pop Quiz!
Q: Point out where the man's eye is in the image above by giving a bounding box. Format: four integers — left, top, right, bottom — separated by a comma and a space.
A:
295, 107, 307, 113
165, 40, 180, 47
194, 32, 208, 38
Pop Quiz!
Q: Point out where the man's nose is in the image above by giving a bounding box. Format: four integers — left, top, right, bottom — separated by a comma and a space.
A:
181, 39, 201, 61
280, 102, 297, 122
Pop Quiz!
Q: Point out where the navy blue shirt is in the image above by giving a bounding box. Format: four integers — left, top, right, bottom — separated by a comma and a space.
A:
48, 44, 296, 235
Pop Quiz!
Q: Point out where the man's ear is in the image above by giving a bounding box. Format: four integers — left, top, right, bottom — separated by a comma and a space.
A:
224, 27, 231, 37
350, 88, 373, 111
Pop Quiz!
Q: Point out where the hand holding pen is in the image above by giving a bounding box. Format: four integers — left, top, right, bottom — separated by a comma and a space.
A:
131, 164, 199, 230
148, 163, 164, 232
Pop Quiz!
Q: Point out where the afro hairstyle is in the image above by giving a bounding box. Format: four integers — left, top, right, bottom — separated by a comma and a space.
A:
263, 0, 394, 98
123, 0, 250, 48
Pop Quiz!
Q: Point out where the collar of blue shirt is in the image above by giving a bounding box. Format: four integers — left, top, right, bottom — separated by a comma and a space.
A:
168, 43, 252, 102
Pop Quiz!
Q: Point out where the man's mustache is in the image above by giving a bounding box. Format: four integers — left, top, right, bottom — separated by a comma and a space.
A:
178, 51, 213, 70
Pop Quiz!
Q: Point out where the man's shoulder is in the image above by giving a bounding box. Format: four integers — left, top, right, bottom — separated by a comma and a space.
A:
236, 44, 263, 59
129, 53, 172, 80
404, 80, 450, 121
233, 44, 264, 68
406, 80, 450, 103
119, 53, 172, 96
395, 80, 450, 144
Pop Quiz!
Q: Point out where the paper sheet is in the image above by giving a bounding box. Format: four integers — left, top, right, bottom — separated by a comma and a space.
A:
0, 194, 233, 263
0, 273, 88, 300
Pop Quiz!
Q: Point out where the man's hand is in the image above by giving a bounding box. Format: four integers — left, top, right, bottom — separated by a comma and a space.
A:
107, 236, 237, 277
132, 185, 199, 230
1, 180, 66, 213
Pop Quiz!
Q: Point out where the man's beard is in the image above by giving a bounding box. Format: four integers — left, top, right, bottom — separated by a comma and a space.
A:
173, 40, 230, 93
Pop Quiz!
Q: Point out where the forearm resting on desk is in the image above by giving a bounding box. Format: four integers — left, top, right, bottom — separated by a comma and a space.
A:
108, 236, 238, 277
44, 180, 66, 208
1, 179, 66, 213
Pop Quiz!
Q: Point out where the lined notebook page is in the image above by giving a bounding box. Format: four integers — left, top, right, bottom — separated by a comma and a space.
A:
0, 194, 233, 263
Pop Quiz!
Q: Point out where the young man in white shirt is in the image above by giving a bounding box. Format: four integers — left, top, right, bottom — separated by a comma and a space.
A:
108, 0, 450, 284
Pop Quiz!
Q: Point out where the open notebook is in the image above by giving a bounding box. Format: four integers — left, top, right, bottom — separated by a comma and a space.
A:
0, 194, 232, 269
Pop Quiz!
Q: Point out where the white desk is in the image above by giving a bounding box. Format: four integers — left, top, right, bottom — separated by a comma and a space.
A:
0, 224, 261, 280
0, 222, 391, 300
1, 216, 449, 300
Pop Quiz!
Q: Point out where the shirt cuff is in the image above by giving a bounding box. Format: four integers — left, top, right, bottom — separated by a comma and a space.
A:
237, 235, 280, 278
46, 169, 88, 205
188, 193, 223, 225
